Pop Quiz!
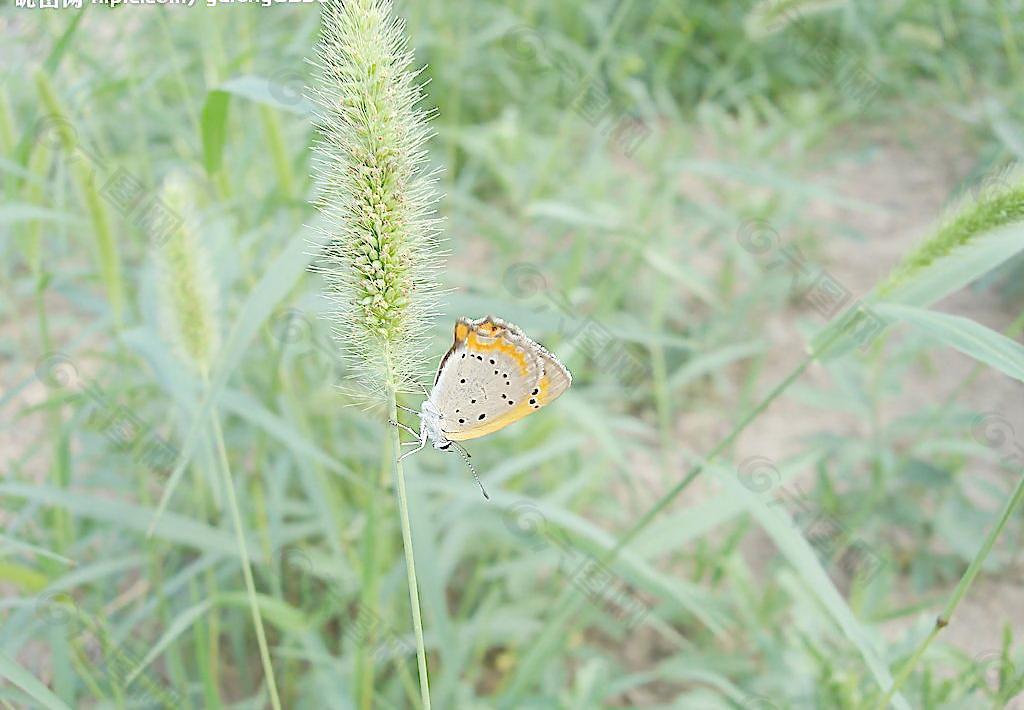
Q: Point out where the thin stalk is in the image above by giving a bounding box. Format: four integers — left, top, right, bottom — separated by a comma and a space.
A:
156, 9, 201, 140
387, 386, 431, 710
650, 277, 674, 456
0, 88, 14, 156
33, 141, 71, 554
995, 0, 1021, 79
35, 72, 124, 330
875, 470, 1024, 708
23, 139, 49, 283
189, 574, 221, 710
68, 621, 117, 706
356, 441, 385, 710
97, 623, 127, 707
191, 450, 224, 709
208, 393, 282, 710
260, 106, 294, 200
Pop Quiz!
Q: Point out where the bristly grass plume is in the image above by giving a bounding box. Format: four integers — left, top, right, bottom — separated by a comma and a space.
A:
878, 164, 1024, 297
155, 173, 221, 376
310, 0, 444, 400
154, 171, 282, 708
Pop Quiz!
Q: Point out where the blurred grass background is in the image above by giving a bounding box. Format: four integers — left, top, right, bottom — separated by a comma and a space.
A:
2, 0, 1024, 707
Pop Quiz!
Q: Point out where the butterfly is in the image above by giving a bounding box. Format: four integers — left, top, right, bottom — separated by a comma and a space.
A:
392, 316, 572, 498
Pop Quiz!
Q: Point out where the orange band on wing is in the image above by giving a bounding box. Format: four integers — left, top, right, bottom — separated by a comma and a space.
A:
535, 374, 551, 404
446, 398, 533, 440
465, 331, 530, 376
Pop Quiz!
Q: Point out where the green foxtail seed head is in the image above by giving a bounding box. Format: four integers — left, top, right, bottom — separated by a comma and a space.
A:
155, 173, 221, 376
877, 164, 1024, 297
310, 0, 444, 398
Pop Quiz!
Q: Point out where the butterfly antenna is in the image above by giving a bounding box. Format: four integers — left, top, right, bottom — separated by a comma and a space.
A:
450, 442, 489, 500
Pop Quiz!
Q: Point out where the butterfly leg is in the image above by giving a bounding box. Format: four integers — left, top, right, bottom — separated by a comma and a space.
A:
398, 439, 426, 462
388, 419, 420, 439
396, 404, 420, 415
390, 419, 426, 461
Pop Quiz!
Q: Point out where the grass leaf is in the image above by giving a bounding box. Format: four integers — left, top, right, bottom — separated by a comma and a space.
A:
201, 89, 231, 176
0, 652, 73, 710
875, 304, 1024, 384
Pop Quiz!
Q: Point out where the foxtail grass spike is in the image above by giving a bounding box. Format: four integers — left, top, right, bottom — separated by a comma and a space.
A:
154, 172, 221, 376
878, 164, 1024, 297
310, 0, 445, 400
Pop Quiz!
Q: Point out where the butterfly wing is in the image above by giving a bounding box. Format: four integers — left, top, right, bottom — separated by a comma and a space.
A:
536, 348, 572, 403
431, 316, 571, 441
